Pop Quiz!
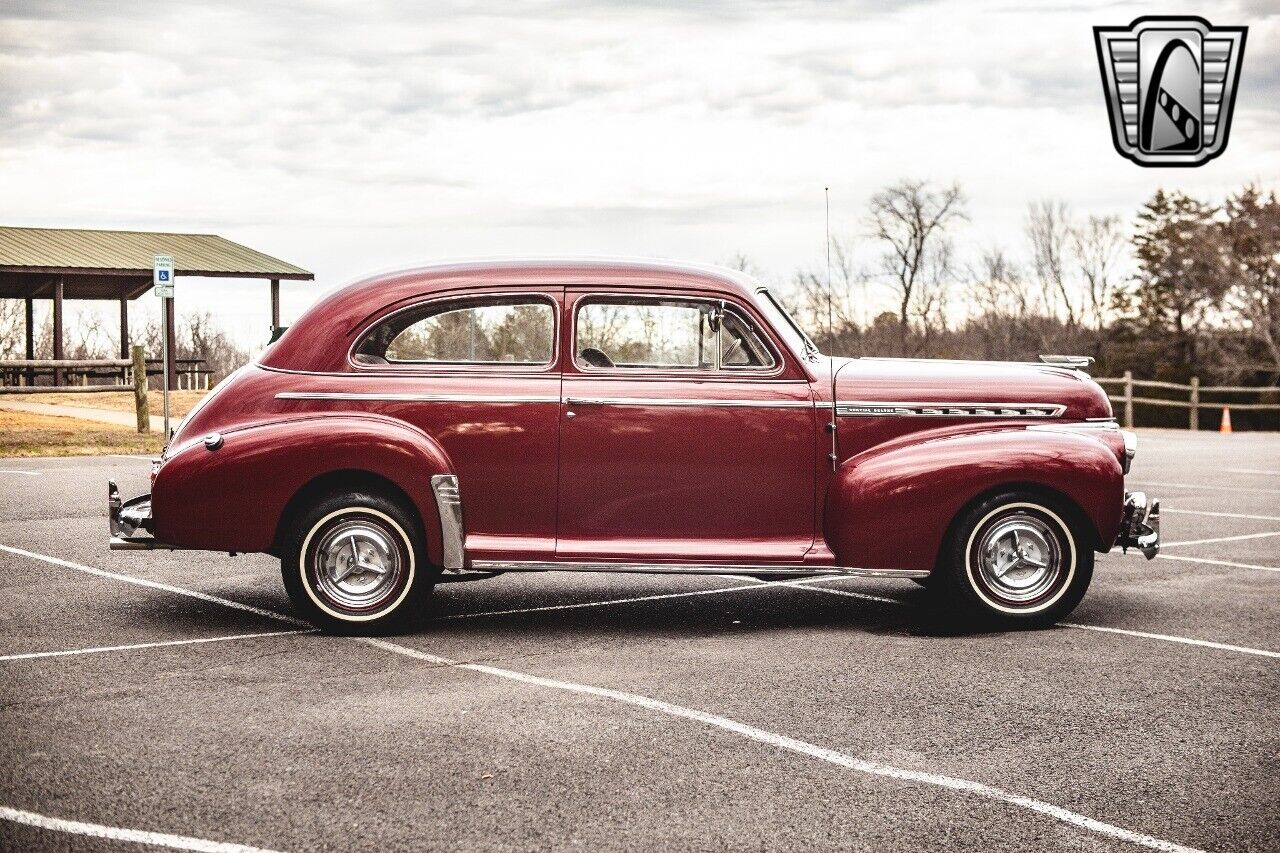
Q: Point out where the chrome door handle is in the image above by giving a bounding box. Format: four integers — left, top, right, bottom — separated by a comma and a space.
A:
565, 410, 576, 418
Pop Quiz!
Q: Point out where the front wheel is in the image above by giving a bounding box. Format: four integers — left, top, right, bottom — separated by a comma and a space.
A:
281, 491, 435, 633
936, 492, 1093, 628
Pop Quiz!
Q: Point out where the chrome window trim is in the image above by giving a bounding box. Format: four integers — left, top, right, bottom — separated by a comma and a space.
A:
276, 391, 560, 404
565, 396, 812, 409
837, 401, 1067, 418
469, 560, 929, 579
570, 292, 782, 376
430, 474, 465, 571
347, 291, 560, 373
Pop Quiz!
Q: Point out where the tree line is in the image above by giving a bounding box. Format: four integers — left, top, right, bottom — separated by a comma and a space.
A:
764, 180, 1280, 394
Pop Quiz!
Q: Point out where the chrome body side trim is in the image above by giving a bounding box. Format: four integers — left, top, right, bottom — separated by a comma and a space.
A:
837, 401, 1067, 418
430, 474, 465, 571
276, 392, 560, 404
469, 560, 930, 579
565, 396, 813, 409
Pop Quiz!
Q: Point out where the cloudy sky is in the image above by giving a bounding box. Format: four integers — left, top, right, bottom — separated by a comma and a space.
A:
3, 0, 1277, 347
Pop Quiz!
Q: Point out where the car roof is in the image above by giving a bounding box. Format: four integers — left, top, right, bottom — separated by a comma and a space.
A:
260, 257, 771, 372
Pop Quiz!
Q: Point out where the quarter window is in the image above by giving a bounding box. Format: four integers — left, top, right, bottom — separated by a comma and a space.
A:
355, 297, 555, 366
575, 298, 774, 370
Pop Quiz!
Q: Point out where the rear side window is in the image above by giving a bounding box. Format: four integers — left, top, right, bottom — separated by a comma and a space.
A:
355, 297, 555, 366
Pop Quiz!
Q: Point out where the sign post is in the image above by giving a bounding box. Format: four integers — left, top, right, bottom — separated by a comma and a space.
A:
153, 255, 174, 438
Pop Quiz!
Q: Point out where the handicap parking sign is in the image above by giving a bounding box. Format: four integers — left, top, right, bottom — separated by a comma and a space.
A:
153, 254, 175, 298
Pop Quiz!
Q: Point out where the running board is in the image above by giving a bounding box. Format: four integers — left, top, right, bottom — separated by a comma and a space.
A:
468, 560, 929, 579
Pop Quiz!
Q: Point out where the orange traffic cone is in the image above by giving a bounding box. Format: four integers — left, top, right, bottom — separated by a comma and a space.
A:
1220, 407, 1233, 433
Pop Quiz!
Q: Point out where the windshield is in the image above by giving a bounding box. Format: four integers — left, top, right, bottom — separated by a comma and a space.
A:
754, 287, 820, 360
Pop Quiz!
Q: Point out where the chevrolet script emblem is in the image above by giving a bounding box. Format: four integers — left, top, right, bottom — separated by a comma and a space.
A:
1094, 16, 1247, 167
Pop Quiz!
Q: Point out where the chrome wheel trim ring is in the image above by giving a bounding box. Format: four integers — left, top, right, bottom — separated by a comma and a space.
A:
964, 502, 1077, 615
313, 520, 403, 610
298, 507, 416, 622
974, 513, 1062, 604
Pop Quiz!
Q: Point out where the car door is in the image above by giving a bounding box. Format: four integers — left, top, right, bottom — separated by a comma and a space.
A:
350, 287, 564, 561
556, 288, 817, 564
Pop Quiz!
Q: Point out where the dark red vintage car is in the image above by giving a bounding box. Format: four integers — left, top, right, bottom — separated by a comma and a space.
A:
109, 259, 1159, 631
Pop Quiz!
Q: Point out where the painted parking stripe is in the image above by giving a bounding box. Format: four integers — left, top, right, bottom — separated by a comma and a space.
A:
0, 629, 313, 663
1163, 508, 1280, 523
1133, 480, 1280, 496
0, 469, 41, 476
1161, 530, 1280, 548
360, 637, 1206, 853
1224, 468, 1280, 476
1157, 553, 1280, 573
2, 546, 1212, 853
0, 805, 282, 853
1059, 623, 1280, 660
436, 575, 892, 621
0, 543, 306, 627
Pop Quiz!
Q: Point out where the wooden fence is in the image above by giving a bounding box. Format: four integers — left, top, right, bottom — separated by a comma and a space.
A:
1097, 372, 1280, 430
0, 349, 151, 432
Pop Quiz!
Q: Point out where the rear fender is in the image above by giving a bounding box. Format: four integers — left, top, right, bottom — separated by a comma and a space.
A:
152, 414, 455, 564
826, 428, 1124, 572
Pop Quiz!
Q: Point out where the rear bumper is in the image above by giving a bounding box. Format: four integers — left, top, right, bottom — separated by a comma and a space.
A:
108, 480, 179, 550
1117, 490, 1160, 559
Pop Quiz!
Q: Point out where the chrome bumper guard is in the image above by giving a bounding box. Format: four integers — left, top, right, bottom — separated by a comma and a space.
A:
108, 480, 173, 550
1118, 490, 1160, 559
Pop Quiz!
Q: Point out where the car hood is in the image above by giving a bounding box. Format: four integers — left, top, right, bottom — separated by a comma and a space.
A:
831, 357, 1112, 421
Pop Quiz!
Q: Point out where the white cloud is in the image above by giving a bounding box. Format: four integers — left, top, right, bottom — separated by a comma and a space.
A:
1, 0, 1277, 345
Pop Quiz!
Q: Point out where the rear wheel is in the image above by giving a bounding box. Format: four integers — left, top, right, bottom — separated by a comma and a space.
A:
936, 491, 1093, 628
281, 491, 435, 633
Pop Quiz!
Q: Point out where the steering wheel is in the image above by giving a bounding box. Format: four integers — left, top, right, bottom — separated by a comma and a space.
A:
579, 347, 615, 368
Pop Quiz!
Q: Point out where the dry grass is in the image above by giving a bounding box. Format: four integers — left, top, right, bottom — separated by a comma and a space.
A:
7, 390, 208, 418
0, 409, 164, 457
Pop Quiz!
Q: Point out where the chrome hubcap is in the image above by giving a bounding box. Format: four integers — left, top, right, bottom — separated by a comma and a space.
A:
314, 520, 403, 610
976, 512, 1063, 604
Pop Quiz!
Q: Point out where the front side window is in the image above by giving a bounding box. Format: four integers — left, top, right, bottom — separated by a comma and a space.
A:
355, 297, 555, 366
575, 298, 774, 370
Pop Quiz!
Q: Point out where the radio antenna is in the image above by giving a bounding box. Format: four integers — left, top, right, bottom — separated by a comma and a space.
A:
825, 187, 833, 354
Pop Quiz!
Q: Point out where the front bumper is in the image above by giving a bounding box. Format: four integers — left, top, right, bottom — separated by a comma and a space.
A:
1117, 490, 1160, 559
108, 480, 175, 550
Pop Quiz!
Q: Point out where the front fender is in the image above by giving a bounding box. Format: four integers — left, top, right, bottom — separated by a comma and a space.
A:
826, 428, 1124, 572
152, 414, 453, 562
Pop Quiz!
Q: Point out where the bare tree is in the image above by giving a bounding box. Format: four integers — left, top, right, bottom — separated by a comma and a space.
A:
791, 235, 864, 354
1072, 214, 1125, 331
867, 179, 966, 354
0, 300, 26, 359
1026, 200, 1078, 326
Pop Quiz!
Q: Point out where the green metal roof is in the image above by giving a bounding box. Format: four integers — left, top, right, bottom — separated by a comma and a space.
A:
0, 226, 313, 280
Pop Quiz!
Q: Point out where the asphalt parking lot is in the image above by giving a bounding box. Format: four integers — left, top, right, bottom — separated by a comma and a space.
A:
1, 430, 1277, 853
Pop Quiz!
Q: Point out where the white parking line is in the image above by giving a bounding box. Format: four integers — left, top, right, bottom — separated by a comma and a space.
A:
1059, 623, 1280, 660
436, 575, 893, 621
1161, 530, 1280, 548
0, 544, 305, 627
2, 545, 1217, 853
1163, 508, 1280, 523
1157, 554, 1280, 573
0, 805, 282, 852
0, 629, 313, 663
1133, 480, 1280, 496
360, 637, 1206, 853
108, 454, 153, 460
1224, 468, 1280, 476
0, 469, 41, 476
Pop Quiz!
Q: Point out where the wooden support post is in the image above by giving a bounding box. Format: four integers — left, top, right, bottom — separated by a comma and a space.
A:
119, 298, 130, 359
52, 277, 65, 386
1123, 370, 1134, 429
1189, 376, 1199, 431
270, 278, 280, 331
23, 297, 34, 386
132, 344, 150, 434
164, 293, 177, 392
